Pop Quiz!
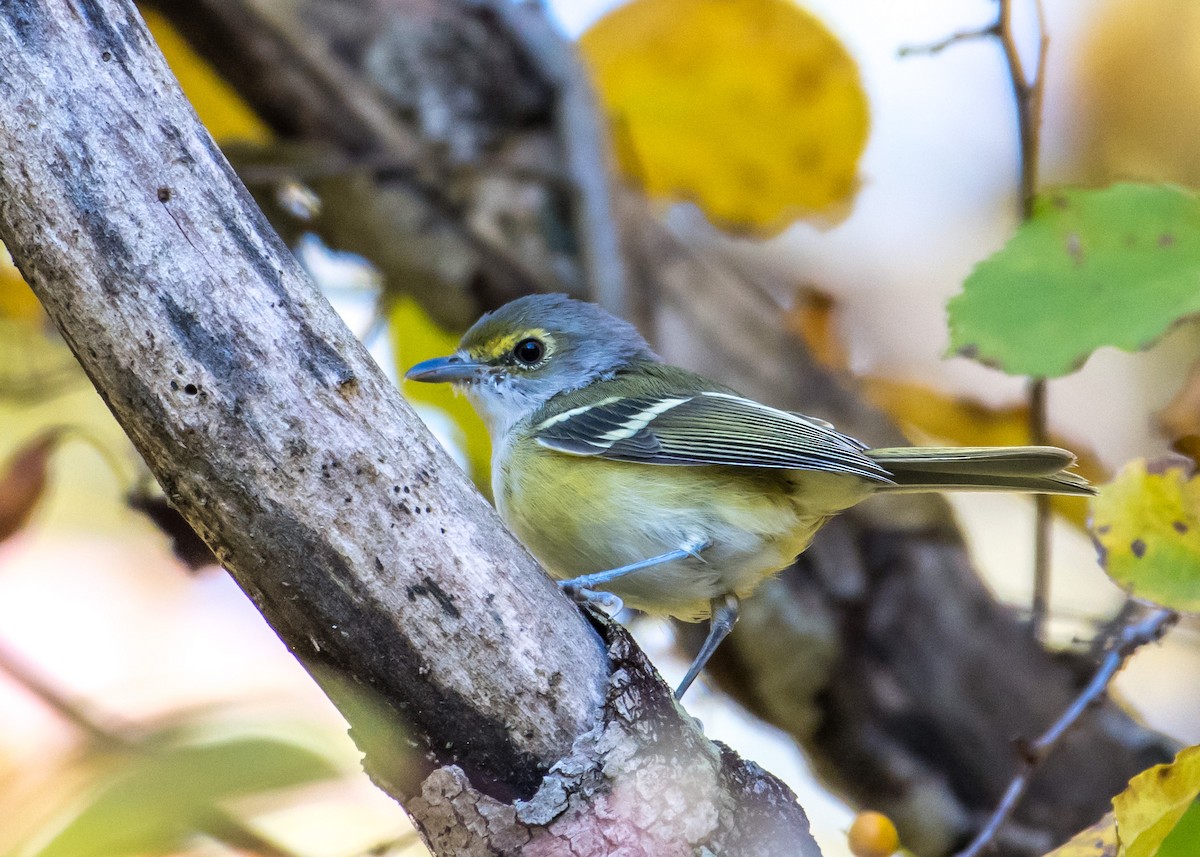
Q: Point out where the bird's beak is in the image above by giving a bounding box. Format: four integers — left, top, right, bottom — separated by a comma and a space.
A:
405, 354, 487, 384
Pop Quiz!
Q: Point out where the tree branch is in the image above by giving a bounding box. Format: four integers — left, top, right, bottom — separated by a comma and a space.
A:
955, 607, 1178, 857
0, 1, 822, 853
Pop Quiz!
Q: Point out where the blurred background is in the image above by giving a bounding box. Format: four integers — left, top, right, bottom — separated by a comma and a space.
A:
1, 0, 1197, 855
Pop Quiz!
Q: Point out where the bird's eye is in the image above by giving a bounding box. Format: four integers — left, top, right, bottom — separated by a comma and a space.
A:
513, 337, 545, 366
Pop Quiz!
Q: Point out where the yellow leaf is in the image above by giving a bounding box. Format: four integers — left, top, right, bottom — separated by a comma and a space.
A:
0, 251, 42, 323
1114, 745, 1200, 857
1090, 458, 1200, 613
1043, 813, 1118, 857
580, 0, 868, 233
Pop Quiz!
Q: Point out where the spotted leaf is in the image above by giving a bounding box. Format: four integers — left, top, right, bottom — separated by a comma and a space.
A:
948, 184, 1200, 378
1090, 457, 1200, 613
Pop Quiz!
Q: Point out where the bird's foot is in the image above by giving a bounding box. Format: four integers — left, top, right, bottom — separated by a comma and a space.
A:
558, 581, 624, 616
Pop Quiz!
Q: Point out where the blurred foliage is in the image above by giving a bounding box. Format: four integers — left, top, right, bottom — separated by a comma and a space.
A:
579, 0, 867, 233
1157, 356, 1200, 443
948, 184, 1200, 379
23, 727, 340, 857
1090, 457, 1200, 613
1112, 744, 1200, 857
0, 252, 40, 324
390, 298, 491, 486
0, 431, 59, 543
142, 9, 270, 144
1075, 0, 1200, 188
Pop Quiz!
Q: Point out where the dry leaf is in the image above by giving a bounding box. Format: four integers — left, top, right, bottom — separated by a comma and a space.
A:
0, 431, 61, 543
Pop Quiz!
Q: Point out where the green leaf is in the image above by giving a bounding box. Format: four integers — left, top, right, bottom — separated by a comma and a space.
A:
1158, 799, 1200, 857
1113, 745, 1200, 857
31, 736, 339, 857
1090, 456, 1200, 613
948, 183, 1200, 378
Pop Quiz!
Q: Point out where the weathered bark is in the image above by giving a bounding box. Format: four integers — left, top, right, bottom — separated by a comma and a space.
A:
135, 1, 1179, 853
0, 1, 821, 853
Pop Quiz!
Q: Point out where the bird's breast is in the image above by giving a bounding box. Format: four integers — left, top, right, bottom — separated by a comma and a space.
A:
493, 442, 871, 620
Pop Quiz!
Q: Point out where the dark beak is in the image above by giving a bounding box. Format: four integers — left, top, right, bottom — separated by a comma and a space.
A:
405, 354, 486, 384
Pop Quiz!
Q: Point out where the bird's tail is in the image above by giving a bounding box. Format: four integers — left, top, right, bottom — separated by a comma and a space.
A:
867, 446, 1095, 496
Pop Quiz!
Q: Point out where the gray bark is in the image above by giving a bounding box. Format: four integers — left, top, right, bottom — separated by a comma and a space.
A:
0, 1, 821, 854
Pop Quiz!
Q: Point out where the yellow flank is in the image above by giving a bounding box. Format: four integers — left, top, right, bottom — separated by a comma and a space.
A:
495, 440, 871, 621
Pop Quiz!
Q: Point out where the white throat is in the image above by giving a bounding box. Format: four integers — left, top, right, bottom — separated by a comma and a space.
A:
464, 377, 544, 442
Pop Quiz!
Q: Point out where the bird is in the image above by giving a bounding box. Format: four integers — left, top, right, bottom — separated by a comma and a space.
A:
405, 294, 1093, 699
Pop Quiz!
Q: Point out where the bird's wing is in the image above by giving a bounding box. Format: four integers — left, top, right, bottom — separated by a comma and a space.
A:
533, 391, 893, 481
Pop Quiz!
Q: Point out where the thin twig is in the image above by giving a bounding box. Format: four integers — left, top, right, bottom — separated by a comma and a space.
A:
955, 607, 1179, 857
0, 637, 304, 857
897, 23, 999, 57
1029, 378, 1051, 639
991, 0, 1053, 639
997, 0, 1050, 218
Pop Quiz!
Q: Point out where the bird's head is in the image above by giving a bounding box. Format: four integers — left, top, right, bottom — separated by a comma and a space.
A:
405, 294, 655, 436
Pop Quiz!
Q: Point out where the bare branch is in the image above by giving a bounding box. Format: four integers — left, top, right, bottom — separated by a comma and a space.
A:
482, 0, 631, 316
955, 607, 1178, 857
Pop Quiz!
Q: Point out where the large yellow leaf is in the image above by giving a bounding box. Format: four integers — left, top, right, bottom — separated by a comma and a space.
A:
580, 0, 868, 233
1090, 457, 1200, 613
1113, 745, 1200, 857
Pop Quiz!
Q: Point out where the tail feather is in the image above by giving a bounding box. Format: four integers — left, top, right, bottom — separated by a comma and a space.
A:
868, 446, 1095, 496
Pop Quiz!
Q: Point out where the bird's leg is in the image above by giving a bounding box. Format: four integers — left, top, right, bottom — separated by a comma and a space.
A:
675, 594, 739, 700
559, 538, 712, 614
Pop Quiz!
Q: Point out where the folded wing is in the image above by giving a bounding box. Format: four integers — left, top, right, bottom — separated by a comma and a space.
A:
534, 391, 893, 481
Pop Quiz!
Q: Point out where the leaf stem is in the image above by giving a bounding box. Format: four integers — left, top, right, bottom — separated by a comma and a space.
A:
954, 606, 1178, 857
1029, 377, 1051, 639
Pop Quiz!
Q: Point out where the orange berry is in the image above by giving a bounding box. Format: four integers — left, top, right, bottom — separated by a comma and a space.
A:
848, 810, 900, 857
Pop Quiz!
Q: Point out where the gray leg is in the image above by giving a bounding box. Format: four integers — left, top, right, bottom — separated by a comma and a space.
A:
559, 537, 712, 596
675, 594, 740, 700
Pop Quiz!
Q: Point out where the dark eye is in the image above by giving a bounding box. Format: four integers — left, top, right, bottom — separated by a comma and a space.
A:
513, 337, 545, 365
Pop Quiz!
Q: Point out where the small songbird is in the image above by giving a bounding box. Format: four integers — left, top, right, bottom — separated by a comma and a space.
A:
406, 295, 1093, 698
